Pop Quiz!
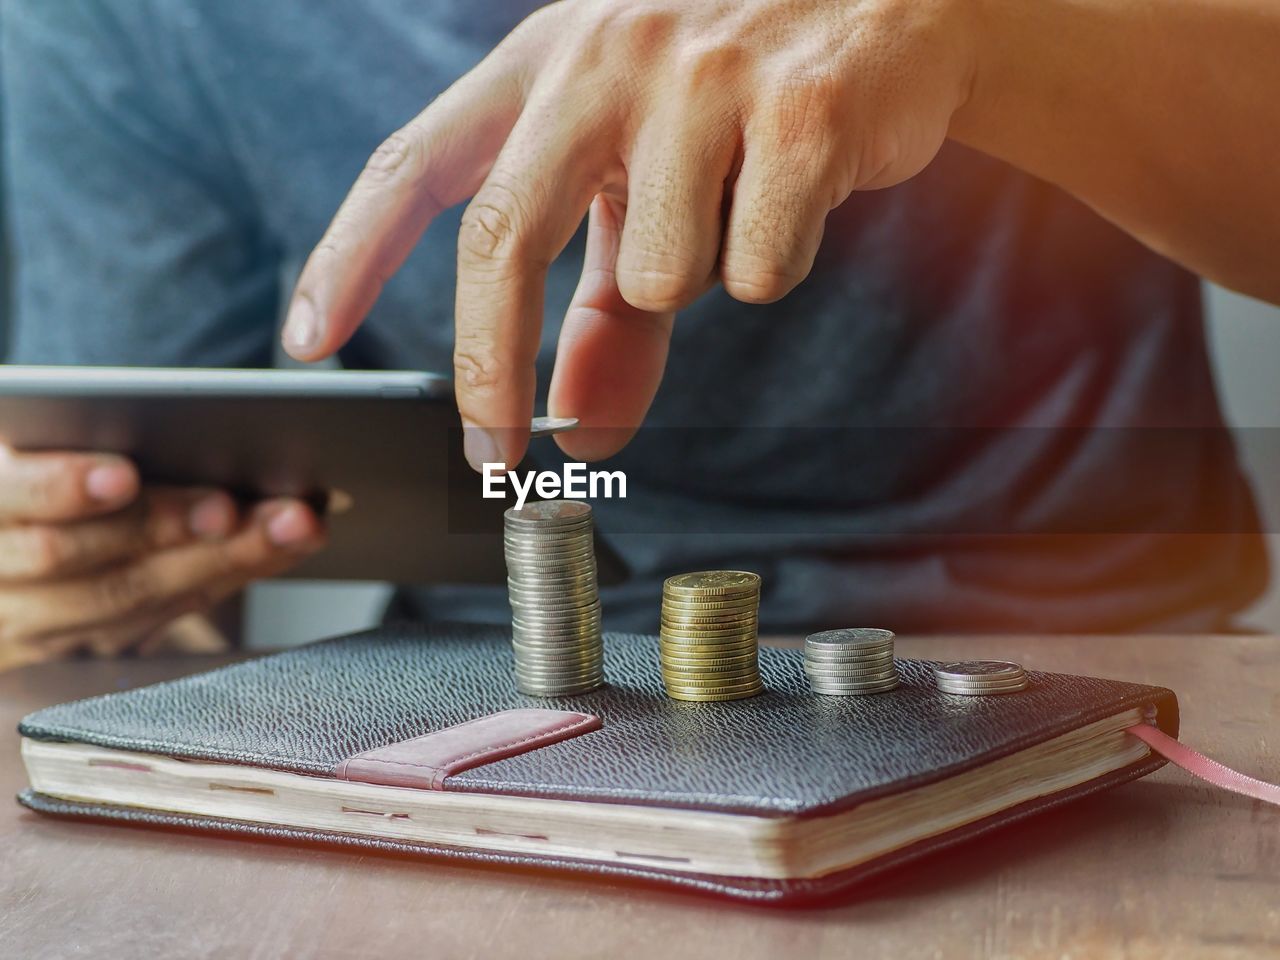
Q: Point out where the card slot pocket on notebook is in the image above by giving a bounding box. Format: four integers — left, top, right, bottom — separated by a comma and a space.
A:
333, 709, 602, 791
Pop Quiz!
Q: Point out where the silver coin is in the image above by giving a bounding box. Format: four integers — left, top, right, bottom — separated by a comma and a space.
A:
509, 615, 600, 630
809, 680, 901, 696
514, 659, 603, 673
808, 670, 901, 686
511, 623, 601, 637
512, 628, 602, 644
515, 660, 598, 671
509, 599, 601, 616
507, 585, 599, 601
807, 658, 895, 670
805, 628, 895, 650
504, 499, 592, 525
803, 649, 895, 664
507, 569, 598, 584
507, 576, 599, 589
935, 684, 1028, 697
933, 660, 1025, 680
508, 581, 599, 596
529, 416, 579, 438
934, 675, 1028, 689
511, 604, 601, 617
509, 613, 599, 627
509, 605, 600, 621
508, 588, 600, 602
935, 672, 1027, 687
510, 607, 601, 623
504, 520, 593, 535
503, 540, 593, 555
507, 591, 598, 608
515, 663, 605, 681
506, 546, 592, 560
934, 681, 1028, 694
504, 546, 593, 560
513, 636, 602, 651
517, 680, 605, 698
504, 535, 595, 549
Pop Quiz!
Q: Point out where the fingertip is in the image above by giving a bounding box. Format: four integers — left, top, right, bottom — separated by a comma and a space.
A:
260, 500, 324, 550
553, 427, 635, 463
462, 421, 504, 473
187, 491, 238, 540
461, 421, 530, 473
281, 292, 324, 361
84, 458, 140, 505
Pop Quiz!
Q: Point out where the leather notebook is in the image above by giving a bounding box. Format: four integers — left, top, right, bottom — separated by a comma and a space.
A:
16, 623, 1178, 903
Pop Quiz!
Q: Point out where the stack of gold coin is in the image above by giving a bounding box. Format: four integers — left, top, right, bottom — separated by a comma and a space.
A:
659, 571, 763, 702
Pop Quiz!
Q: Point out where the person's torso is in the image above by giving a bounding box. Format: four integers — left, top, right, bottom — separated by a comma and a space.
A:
21, 0, 1270, 630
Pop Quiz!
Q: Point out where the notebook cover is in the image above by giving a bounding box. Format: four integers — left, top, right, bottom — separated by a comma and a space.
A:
16, 622, 1178, 901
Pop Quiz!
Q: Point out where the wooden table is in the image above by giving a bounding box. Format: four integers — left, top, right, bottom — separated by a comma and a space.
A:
3, 635, 1278, 959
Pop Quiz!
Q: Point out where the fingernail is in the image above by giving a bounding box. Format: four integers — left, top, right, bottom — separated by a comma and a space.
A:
85, 463, 136, 502
283, 296, 320, 355
462, 420, 503, 473
266, 504, 314, 548
188, 494, 234, 540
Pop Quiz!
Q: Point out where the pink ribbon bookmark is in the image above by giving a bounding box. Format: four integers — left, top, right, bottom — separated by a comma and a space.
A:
1126, 724, 1280, 807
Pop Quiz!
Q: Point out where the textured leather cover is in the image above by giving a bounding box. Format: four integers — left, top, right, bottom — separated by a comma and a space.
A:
17, 622, 1178, 900
335, 709, 601, 790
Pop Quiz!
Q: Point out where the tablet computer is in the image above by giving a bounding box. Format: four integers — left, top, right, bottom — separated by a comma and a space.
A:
0, 366, 625, 585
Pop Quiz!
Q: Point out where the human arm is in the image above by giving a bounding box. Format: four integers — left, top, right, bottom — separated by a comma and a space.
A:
280, 0, 1280, 471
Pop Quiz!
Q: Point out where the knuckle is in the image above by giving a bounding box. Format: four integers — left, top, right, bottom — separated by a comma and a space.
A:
616, 262, 701, 311
676, 39, 746, 94
20, 527, 66, 579
513, 1, 563, 40
458, 187, 530, 265
360, 129, 426, 185
16, 472, 81, 519
766, 73, 842, 151
605, 5, 677, 53
96, 564, 157, 616
453, 340, 509, 395
722, 259, 805, 304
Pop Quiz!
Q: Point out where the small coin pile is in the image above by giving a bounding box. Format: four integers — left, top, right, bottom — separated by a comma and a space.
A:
659, 571, 763, 702
504, 500, 604, 697
932, 660, 1028, 696
803, 628, 900, 695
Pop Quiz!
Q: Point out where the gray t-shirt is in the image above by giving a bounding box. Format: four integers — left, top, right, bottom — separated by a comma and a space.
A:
2, 0, 1267, 632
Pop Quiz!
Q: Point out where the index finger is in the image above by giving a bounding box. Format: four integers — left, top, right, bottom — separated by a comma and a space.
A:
281, 41, 528, 364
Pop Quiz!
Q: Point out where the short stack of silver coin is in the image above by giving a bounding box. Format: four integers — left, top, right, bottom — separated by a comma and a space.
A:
932, 660, 1028, 695
803, 628, 900, 695
504, 500, 604, 697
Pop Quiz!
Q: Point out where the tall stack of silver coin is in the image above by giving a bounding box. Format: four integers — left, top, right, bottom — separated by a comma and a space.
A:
932, 660, 1028, 695
504, 500, 604, 696
803, 628, 900, 695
